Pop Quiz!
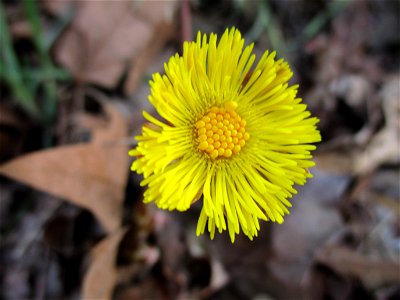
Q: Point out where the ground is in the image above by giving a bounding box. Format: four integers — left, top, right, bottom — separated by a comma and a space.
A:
0, 1, 399, 299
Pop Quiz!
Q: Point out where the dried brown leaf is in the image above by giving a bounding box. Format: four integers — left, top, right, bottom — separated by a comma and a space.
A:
82, 228, 127, 300
355, 76, 400, 174
0, 103, 129, 232
313, 151, 355, 175
113, 277, 166, 300
123, 22, 174, 95
315, 245, 400, 289
41, 0, 74, 16
55, 1, 178, 89
123, 1, 178, 94
267, 170, 348, 298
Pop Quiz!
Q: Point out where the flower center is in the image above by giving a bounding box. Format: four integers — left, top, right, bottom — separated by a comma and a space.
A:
195, 101, 249, 159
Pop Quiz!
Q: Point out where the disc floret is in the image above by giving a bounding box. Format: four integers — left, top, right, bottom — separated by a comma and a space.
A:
195, 101, 249, 159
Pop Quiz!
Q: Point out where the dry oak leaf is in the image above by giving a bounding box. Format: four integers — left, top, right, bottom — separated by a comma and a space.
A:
123, 0, 179, 94
83, 227, 127, 300
0, 103, 129, 232
55, 0, 178, 89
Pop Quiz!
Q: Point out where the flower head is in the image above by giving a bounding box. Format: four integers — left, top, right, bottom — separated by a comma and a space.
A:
130, 28, 321, 242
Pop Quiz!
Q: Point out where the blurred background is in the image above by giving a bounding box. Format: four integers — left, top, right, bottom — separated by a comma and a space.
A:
0, 0, 399, 299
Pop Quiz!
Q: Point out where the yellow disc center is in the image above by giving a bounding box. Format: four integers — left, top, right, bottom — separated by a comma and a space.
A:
195, 101, 249, 159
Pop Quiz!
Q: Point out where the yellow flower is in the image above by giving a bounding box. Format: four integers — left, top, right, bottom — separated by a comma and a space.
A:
129, 28, 321, 242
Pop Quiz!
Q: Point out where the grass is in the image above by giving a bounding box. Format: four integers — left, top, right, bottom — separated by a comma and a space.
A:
0, 0, 71, 124
245, 0, 350, 59
0, 2, 39, 118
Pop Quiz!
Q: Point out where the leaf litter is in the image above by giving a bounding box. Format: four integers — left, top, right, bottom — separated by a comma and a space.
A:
1, 1, 399, 299
54, 0, 178, 90
0, 101, 129, 232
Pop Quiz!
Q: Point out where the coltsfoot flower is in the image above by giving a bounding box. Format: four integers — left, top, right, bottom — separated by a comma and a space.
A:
130, 28, 321, 242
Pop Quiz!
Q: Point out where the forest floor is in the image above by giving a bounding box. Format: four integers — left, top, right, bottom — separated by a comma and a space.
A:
1, 1, 399, 299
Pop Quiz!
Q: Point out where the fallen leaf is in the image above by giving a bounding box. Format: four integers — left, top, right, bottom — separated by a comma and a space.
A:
268, 169, 348, 298
315, 245, 400, 289
0, 102, 129, 232
71, 112, 108, 132
305, 261, 371, 300
208, 258, 229, 294
113, 276, 166, 300
191, 257, 229, 300
123, 1, 178, 94
330, 74, 372, 112
41, 0, 74, 16
82, 228, 127, 300
123, 20, 174, 95
354, 75, 400, 174
9, 19, 32, 40
313, 151, 355, 175
55, 1, 178, 89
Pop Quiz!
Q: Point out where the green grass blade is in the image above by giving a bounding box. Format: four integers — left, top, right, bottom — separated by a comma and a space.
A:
0, 2, 39, 117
